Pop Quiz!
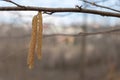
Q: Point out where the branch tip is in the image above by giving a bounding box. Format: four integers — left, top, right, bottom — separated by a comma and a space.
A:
75, 5, 82, 9
2, 0, 25, 8
80, 0, 120, 13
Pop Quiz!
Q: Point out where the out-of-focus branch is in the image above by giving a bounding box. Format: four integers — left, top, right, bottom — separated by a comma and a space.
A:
44, 28, 120, 37
0, 28, 120, 39
80, 0, 120, 13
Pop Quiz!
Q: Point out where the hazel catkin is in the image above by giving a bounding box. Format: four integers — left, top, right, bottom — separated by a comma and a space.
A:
36, 11, 43, 60
27, 15, 37, 69
27, 11, 43, 69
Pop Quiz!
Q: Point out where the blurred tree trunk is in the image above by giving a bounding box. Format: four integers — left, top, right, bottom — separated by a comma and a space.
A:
79, 3, 88, 80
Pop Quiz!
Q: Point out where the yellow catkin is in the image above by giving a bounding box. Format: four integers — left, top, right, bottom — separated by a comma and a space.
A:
36, 11, 43, 60
27, 15, 37, 69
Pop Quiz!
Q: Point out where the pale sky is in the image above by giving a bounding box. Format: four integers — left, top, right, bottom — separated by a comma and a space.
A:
0, 0, 119, 26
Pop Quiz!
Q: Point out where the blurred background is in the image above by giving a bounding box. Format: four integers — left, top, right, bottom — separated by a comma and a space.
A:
0, 0, 120, 80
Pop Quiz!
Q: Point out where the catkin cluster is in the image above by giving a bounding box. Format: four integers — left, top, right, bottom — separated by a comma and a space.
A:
27, 11, 43, 69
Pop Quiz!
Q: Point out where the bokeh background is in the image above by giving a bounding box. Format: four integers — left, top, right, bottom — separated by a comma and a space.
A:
0, 0, 120, 80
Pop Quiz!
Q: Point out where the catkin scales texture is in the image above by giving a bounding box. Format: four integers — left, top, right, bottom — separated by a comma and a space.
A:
27, 12, 43, 69
28, 15, 37, 69
37, 12, 43, 60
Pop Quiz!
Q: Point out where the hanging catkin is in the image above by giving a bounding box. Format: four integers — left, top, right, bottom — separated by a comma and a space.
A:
27, 11, 43, 69
27, 15, 37, 69
36, 11, 43, 60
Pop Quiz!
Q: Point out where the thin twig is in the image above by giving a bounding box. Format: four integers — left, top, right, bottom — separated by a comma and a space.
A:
80, 0, 120, 13
43, 11, 54, 15
2, 0, 25, 8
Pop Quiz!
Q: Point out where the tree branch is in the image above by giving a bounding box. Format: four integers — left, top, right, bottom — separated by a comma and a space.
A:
0, 0, 120, 17
0, 28, 120, 39
44, 28, 120, 37
80, 0, 120, 13
1, 0, 25, 8
0, 6, 120, 17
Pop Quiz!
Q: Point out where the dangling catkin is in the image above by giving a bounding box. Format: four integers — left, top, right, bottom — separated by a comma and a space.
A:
36, 11, 43, 60
27, 15, 37, 69
27, 12, 43, 69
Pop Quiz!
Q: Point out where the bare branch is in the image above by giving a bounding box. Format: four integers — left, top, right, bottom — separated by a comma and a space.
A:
1, 0, 25, 8
80, 0, 120, 13
0, 6, 120, 17
0, 0, 120, 17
